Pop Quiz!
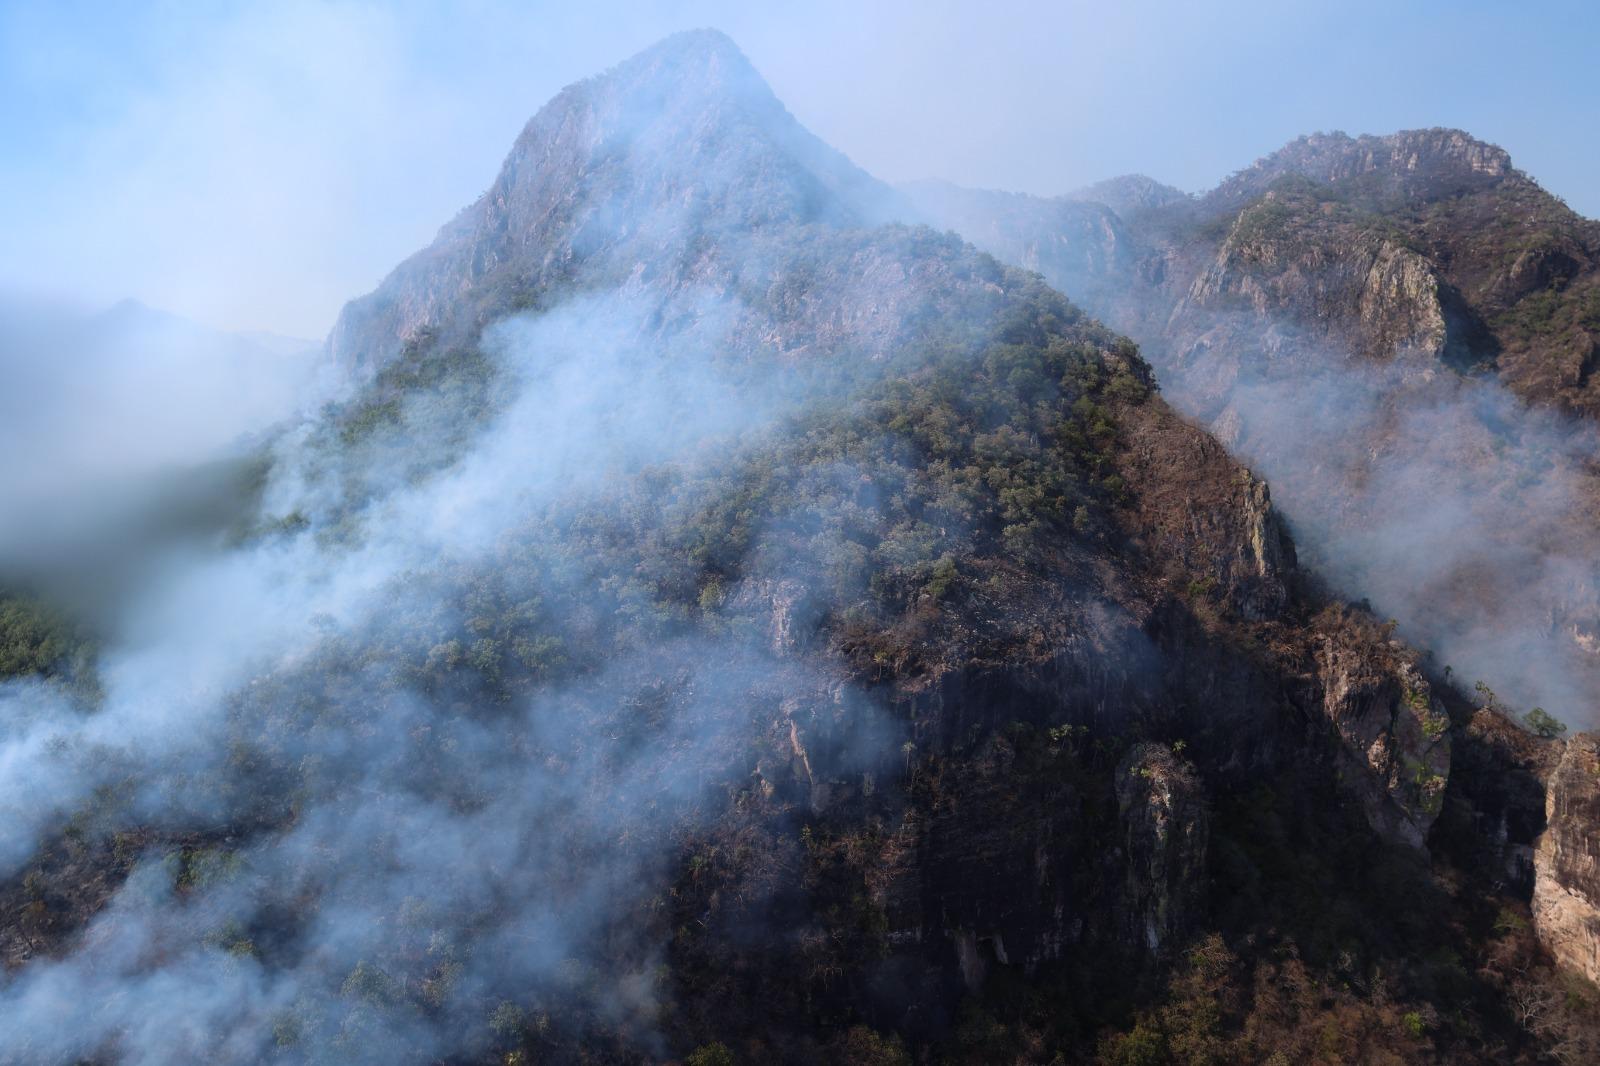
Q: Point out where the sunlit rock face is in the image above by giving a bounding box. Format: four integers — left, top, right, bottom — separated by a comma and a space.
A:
1535, 734, 1600, 983
1114, 742, 1209, 954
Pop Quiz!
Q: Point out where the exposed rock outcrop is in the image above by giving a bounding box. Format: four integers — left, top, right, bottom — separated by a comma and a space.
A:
1172, 212, 1453, 390
1114, 743, 1209, 954
1314, 637, 1450, 849
1207, 129, 1514, 213
1534, 733, 1600, 982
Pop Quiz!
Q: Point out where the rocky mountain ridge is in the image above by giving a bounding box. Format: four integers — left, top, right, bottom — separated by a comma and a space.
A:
1206, 129, 1516, 210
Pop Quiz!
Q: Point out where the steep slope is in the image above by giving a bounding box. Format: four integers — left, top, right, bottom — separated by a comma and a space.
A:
1, 38, 1582, 1066
915, 128, 1600, 1017
1536, 734, 1600, 982
915, 131, 1600, 718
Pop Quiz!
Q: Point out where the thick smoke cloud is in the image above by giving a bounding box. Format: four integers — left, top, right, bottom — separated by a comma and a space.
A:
0, 278, 905, 1062
1162, 326, 1600, 725
0, 32, 967, 1056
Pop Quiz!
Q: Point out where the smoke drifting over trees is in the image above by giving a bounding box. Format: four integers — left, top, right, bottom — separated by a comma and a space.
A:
1, 22, 1598, 1066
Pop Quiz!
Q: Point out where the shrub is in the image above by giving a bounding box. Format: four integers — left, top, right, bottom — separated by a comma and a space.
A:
1524, 706, 1568, 739
686, 1043, 735, 1066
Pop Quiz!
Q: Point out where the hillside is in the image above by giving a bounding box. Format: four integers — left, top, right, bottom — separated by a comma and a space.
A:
0, 33, 1592, 1066
916, 126, 1600, 755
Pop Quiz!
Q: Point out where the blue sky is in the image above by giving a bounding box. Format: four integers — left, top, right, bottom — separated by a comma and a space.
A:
1, 0, 1594, 337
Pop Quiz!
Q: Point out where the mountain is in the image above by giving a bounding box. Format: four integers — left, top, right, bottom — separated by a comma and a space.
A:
2, 34, 1594, 1066
926, 129, 1600, 414
1094, 129, 1599, 416
1205, 129, 1516, 210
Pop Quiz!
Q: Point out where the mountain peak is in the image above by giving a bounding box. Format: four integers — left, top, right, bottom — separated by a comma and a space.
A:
1279, 127, 1511, 177
631, 27, 749, 68
568, 26, 773, 118
1064, 174, 1190, 218
97, 297, 165, 325
329, 30, 893, 374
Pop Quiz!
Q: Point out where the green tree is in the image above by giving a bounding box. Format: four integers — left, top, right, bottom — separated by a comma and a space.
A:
1524, 706, 1568, 739
686, 1043, 735, 1066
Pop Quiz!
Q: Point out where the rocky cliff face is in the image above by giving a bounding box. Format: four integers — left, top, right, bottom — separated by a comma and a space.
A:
1176, 220, 1451, 370
1314, 640, 1449, 850
1208, 129, 1513, 210
1114, 743, 1209, 954
1535, 734, 1600, 982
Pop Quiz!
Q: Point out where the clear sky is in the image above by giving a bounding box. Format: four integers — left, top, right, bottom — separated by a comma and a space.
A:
1, 0, 1594, 338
